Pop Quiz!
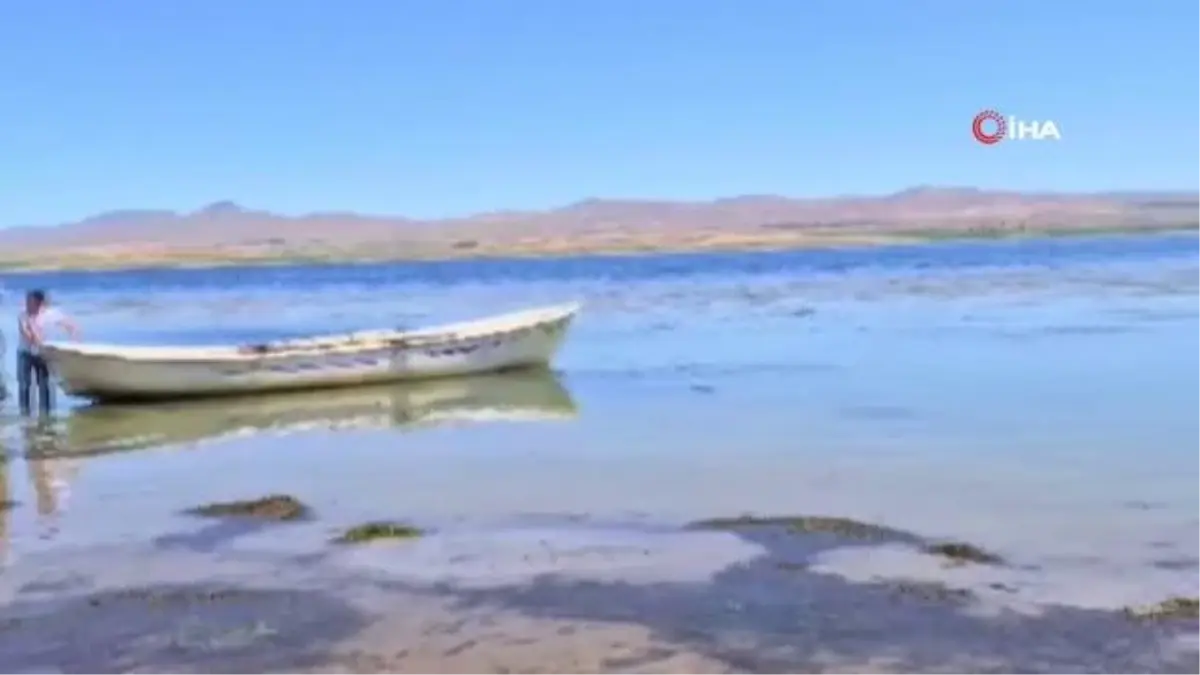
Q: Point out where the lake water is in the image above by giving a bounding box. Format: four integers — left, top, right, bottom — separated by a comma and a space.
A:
0, 233, 1196, 671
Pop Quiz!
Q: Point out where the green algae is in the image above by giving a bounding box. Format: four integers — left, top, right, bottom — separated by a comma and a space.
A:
687, 514, 917, 542
923, 541, 1006, 566
184, 494, 312, 521
331, 521, 424, 545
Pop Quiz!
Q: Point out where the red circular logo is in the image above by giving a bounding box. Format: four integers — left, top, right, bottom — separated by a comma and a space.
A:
972, 110, 1006, 145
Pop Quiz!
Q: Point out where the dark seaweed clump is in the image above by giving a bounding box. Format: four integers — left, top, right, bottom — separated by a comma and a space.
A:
689, 514, 1007, 568
331, 521, 424, 544
1123, 597, 1200, 622
689, 514, 918, 543
923, 541, 1005, 566
184, 494, 311, 521
890, 580, 976, 604
88, 587, 245, 607
693, 514, 997, 607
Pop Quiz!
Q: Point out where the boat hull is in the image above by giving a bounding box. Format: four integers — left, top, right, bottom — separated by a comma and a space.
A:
42, 303, 579, 402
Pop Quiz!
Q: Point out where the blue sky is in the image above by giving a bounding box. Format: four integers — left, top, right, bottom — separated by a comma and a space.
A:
2, 0, 1196, 226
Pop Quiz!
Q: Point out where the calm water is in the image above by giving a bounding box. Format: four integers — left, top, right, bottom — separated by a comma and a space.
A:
0, 233, 1196, 599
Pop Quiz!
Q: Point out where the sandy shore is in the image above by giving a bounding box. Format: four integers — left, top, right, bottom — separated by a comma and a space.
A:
1, 231, 909, 273
0, 514, 1194, 674
1, 226, 1190, 274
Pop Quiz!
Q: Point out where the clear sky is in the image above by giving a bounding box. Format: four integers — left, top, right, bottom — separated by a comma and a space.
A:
2, 0, 1197, 226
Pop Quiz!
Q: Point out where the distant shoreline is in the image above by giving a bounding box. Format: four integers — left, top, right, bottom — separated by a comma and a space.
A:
0, 224, 1193, 276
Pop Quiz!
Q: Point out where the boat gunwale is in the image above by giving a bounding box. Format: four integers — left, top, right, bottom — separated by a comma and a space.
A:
42, 302, 580, 366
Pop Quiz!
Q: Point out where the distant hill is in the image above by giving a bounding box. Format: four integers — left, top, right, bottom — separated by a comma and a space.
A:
0, 187, 1194, 269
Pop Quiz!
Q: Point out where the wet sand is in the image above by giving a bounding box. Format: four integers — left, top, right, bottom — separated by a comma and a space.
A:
0, 508, 1196, 673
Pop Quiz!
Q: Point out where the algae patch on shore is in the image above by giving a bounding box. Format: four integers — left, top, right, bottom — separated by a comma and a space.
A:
689, 514, 1008, 568
923, 541, 1006, 566
687, 514, 919, 542
1123, 597, 1200, 622
184, 494, 312, 521
689, 514, 996, 608
890, 580, 976, 604
331, 521, 424, 545
89, 587, 247, 607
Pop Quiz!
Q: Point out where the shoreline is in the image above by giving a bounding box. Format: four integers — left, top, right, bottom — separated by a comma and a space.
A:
0, 225, 1192, 276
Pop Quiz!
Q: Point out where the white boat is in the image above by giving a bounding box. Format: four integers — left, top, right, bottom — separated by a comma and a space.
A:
41, 302, 580, 402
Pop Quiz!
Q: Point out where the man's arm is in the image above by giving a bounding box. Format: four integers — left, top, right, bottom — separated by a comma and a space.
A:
42, 307, 79, 338
53, 309, 80, 339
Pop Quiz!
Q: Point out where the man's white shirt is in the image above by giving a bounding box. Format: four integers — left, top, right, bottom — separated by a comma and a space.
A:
17, 308, 65, 355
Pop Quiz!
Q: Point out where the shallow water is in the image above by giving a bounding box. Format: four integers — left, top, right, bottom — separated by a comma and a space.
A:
0, 233, 1196, 623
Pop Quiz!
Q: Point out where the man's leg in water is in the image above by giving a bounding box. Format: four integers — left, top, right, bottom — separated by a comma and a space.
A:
0, 333, 7, 401
16, 351, 33, 415
32, 354, 52, 415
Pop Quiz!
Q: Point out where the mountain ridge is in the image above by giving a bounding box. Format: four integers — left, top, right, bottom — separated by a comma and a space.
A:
0, 187, 1194, 270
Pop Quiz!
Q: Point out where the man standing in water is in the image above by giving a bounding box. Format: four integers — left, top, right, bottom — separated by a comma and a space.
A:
16, 290, 78, 416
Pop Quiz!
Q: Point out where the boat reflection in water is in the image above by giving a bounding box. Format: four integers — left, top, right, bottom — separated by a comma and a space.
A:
1, 424, 86, 562
0, 369, 574, 559
39, 367, 578, 459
